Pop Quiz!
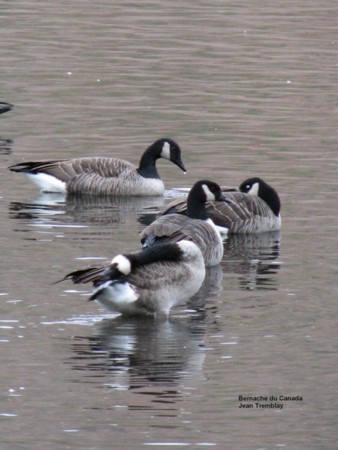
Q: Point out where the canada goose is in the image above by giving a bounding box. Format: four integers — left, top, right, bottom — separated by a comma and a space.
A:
140, 180, 231, 267
162, 177, 281, 234
0, 102, 13, 115
61, 240, 206, 319
8, 138, 186, 196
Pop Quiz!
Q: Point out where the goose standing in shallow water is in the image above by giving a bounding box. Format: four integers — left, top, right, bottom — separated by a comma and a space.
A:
162, 177, 281, 234
8, 138, 186, 196
140, 180, 231, 267
61, 240, 205, 319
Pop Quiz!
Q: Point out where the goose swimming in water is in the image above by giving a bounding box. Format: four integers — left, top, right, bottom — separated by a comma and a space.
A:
140, 179, 231, 267
162, 177, 281, 234
8, 138, 186, 196
60, 240, 205, 319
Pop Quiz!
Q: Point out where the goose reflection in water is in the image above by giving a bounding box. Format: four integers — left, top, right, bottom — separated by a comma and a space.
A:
9, 193, 66, 222
222, 231, 282, 291
69, 315, 210, 405
65, 194, 164, 226
188, 264, 223, 310
0, 138, 13, 155
8, 193, 164, 227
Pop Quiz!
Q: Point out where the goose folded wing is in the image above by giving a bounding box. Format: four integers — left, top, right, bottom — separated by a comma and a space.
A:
126, 260, 191, 290
70, 157, 136, 178
10, 157, 136, 181
141, 216, 189, 246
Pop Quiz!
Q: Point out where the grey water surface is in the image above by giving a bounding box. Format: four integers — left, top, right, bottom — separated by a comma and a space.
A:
1, 1, 338, 449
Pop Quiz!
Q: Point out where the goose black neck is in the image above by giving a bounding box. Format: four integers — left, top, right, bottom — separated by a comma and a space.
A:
261, 185, 281, 216
128, 244, 183, 268
137, 145, 161, 179
186, 186, 208, 220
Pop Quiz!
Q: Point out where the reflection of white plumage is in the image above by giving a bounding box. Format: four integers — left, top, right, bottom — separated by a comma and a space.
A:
89, 316, 207, 388
9, 138, 186, 196
61, 240, 205, 319
162, 177, 281, 234
141, 180, 231, 267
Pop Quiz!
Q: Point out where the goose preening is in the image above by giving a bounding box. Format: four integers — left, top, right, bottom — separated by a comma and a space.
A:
162, 177, 281, 234
0, 102, 13, 115
60, 240, 205, 319
8, 138, 186, 196
140, 179, 231, 267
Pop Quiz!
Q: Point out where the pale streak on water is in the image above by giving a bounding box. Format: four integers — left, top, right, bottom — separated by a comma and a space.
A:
1, 1, 338, 449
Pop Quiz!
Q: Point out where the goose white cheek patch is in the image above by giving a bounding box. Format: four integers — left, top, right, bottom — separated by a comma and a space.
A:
111, 255, 131, 275
161, 141, 171, 160
248, 182, 259, 196
202, 184, 215, 201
